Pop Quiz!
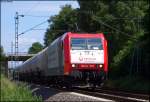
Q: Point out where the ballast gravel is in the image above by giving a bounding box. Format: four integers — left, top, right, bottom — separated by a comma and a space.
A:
27, 83, 112, 102
45, 92, 100, 101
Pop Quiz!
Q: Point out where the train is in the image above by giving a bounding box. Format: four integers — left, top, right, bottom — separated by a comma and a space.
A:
14, 32, 108, 88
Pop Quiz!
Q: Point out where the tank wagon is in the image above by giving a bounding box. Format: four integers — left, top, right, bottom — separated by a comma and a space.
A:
15, 32, 108, 88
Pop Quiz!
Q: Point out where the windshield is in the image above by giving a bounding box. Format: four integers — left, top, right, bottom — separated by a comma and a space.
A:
71, 38, 103, 50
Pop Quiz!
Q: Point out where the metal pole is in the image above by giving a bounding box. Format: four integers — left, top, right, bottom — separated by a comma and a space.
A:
11, 42, 14, 69
15, 12, 19, 68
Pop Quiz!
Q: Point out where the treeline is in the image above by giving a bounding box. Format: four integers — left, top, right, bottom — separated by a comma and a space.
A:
0, 46, 7, 76
28, 42, 43, 54
31, 1, 150, 78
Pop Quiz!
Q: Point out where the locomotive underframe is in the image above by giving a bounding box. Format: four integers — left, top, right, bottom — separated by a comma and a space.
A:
16, 68, 107, 88
70, 69, 106, 87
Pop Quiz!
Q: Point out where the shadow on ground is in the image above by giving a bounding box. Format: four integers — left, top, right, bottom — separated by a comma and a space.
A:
27, 84, 62, 101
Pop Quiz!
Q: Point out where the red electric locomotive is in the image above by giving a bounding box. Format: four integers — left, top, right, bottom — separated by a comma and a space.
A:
15, 32, 108, 88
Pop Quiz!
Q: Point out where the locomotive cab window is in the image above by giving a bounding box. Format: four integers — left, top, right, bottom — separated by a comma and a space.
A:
71, 38, 86, 50
87, 38, 103, 50
71, 38, 103, 50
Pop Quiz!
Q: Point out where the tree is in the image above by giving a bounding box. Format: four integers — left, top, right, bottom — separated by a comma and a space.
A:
28, 42, 43, 54
44, 4, 78, 46
0, 46, 7, 75
0, 46, 6, 61
77, 0, 149, 77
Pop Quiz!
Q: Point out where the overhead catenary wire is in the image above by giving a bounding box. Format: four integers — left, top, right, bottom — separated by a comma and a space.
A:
92, 15, 137, 41
79, 10, 139, 41
18, 20, 49, 36
31, 28, 47, 30
23, 15, 50, 18
79, 10, 139, 20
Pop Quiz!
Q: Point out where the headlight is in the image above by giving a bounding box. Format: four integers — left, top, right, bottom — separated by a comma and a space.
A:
99, 64, 103, 68
72, 64, 75, 67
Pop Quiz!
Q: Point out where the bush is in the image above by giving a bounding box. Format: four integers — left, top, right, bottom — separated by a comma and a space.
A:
105, 76, 150, 93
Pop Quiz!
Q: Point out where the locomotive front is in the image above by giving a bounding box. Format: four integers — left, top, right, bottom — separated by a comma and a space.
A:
69, 34, 108, 87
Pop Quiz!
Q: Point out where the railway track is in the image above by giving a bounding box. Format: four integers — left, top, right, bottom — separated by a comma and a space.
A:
71, 87, 149, 102
15, 80, 149, 102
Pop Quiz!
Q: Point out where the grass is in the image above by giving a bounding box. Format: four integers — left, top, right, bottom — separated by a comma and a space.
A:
104, 76, 150, 93
1, 74, 42, 101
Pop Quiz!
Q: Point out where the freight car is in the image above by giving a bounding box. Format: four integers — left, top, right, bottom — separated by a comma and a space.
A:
14, 32, 108, 88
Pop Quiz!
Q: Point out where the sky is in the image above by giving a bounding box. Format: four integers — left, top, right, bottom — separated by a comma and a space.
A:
1, 1, 79, 54
1, 1, 79, 68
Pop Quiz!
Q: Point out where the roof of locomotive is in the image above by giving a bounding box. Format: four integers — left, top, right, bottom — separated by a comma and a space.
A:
61, 32, 105, 40
67, 32, 104, 35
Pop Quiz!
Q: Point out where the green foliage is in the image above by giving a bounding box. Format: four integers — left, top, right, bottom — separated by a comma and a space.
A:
44, 4, 78, 46
0, 46, 7, 75
105, 76, 150, 93
77, 0, 149, 78
28, 42, 43, 54
1, 74, 42, 101
0, 46, 6, 61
